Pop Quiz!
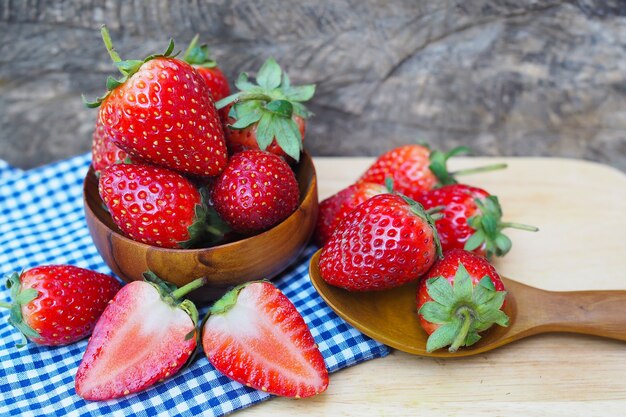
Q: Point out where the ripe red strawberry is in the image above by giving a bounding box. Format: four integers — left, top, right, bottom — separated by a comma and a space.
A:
358, 144, 506, 201
75, 273, 205, 400
319, 194, 442, 291
182, 35, 231, 103
91, 118, 129, 173
419, 184, 538, 259
215, 58, 315, 162
1, 266, 121, 347
202, 281, 329, 398
210, 150, 300, 234
416, 249, 508, 352
99, 163, 211, 248
87, 26, 227, 177
314, 182, 388, 246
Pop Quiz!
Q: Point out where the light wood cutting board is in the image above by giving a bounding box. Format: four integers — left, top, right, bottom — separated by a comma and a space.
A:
240, 157, 626, 417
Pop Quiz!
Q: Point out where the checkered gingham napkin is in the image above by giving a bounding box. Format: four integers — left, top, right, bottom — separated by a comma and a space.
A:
0, 154, 389, 416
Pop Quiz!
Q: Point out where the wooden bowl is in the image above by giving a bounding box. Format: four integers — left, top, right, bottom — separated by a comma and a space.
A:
83, 152, 318, 304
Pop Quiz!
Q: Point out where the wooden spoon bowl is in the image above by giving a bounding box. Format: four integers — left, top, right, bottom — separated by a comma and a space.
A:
83, 152, 318, 304
309, 250, 626, 357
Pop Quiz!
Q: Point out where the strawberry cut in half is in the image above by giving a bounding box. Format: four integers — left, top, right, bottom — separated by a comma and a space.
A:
75, 272, 206, 400
1, 265, 121, 347
202, 281, 329, 398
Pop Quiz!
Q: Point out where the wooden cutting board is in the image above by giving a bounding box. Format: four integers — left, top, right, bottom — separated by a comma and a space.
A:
240, 156, 626, 417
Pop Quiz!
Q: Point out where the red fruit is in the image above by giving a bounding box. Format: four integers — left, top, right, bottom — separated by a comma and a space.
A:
226, 113, 306, 162
318, 193, 442, 291
88, 27, 227, 177
99, 163, 209, 248
358, 145, 506, 201
202, 281, 329, 398
210, 150, 300, 234
91, 118, 129, 173
416, 249, 508, 352
419, 184, 538, 258
182, 35, 231, 103
215, 58, 315, 162
1, 266, 121, 346
313, 182, 388, 246
75, 273, 205, 400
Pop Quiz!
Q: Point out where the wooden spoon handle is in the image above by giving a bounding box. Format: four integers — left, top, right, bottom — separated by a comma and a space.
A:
537, 290, 626, 341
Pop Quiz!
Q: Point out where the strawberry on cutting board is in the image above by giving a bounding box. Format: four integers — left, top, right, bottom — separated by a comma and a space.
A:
202, 281, 329, 398
215, 57, 315, 162
417, 249, 509, 352
358, 144, 506, 201
319, 193, 442, 291
75, 272, 206, 400
99, 163, 213, 248
313, 181, 389, 247
86, 26, 227, 177
183, 34, 231, 103
1, 265, 121, 347
210, 150, 300, 235
419, 184, 538, 258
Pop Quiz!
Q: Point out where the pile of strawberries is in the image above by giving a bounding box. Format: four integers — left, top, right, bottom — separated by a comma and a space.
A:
315, 144, 537, 352
91, 29, 315, 248
1, 28, 329, 401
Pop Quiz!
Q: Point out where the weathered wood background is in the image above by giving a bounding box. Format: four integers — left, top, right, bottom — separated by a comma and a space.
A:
1, 0, 625, 170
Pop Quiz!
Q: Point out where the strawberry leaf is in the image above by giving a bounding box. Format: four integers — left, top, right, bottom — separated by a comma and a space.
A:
229, 102, 263, 130
426, 320, 462, 352
256, 112, 276, 150
418, 301, 450, 324
424, 277, 454, 306
452, 264, 473, 303
274, 117, 302, 161
265, 100, 293, 118
283, 84, 316, 102
256, 58, 282, 90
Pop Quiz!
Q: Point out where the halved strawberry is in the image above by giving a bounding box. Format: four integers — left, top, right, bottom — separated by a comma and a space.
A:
202, 281, 329, 398
75, 273, 205, 400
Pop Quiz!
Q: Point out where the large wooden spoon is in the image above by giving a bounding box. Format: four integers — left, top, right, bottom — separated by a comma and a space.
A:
308, 250, 626, 358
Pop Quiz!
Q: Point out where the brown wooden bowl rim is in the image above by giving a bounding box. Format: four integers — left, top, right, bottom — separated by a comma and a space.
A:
83, 151, 317, 254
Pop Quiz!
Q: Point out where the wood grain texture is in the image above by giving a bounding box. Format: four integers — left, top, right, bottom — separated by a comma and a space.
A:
237, 156, 626, 417
1, 1, 626, 170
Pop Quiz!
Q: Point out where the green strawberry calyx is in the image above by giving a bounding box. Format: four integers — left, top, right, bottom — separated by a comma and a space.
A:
2, 272, 41, 348
214, 57, 316, 162
207, 280, 271, 316
182, 34, 217, 68
179, 189, 233, 249
428, 146, 508, 187
464, 195, 539, 258
83, 25, 177, 108
142, 271, 206, 338
419, 264, 509, 352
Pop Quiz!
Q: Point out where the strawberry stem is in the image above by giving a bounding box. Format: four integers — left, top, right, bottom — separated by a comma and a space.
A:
500, 222, 539, 232
170, 277, 207, 301
0, 301, 11, 309
183, 34, 200, 62
449, 307, 473, 352
100, 25, 122, 63
450, 163, 508, 177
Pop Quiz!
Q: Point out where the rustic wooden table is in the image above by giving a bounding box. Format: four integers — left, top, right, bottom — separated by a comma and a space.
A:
240, 156, 626, 417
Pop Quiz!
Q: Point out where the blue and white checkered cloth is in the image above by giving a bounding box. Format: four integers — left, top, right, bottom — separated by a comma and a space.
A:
0, 154, 389, 416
